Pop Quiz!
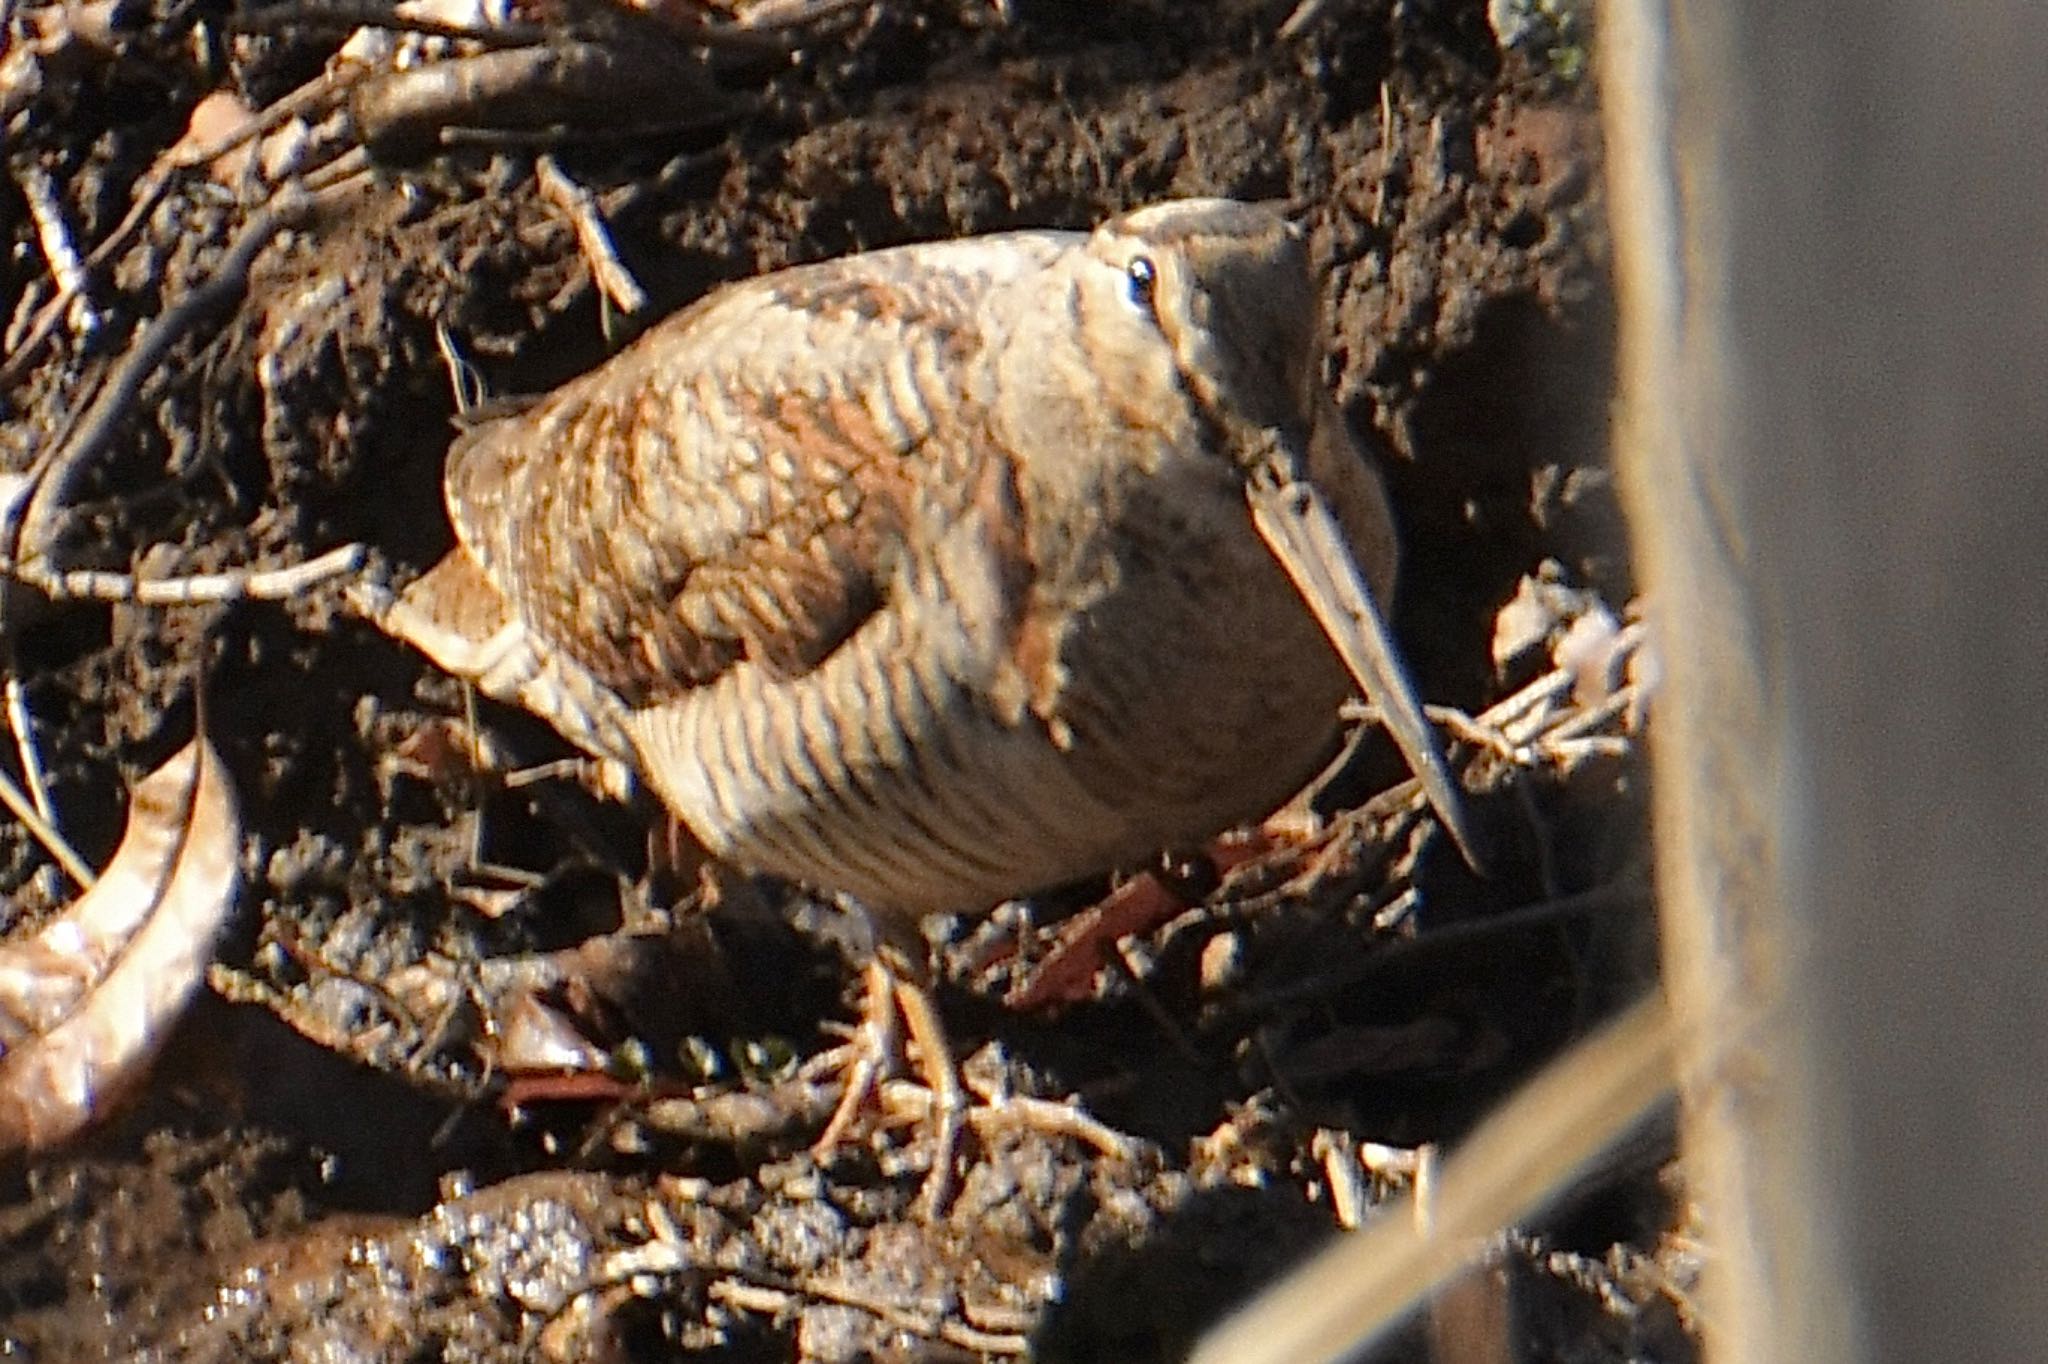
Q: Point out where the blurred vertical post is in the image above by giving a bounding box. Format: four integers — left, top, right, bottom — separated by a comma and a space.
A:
1604, 3, 2048, 1361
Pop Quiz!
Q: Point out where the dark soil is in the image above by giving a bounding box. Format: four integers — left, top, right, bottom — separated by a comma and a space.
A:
0, 1, 1685, 1359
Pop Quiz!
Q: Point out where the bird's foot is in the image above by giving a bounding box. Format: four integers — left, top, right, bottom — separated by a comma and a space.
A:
879, 1067, 1134, 1165
808, 957, 1129, 1217
809, 956, 964, 1216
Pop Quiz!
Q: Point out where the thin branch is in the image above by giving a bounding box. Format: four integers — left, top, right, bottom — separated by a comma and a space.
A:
6, 185, 319, 575
298, 145, 373, 196
1340, 622, 1649, 760
15, 165, 98, 341
1277, 0, 1335, 41
0, 752, 96, 891
1220, 882, 1652, 1024
723, 0, 874, 37
2, 671, 53, 824
536, 155, 647, 315
5, 543, 366, 605
0, 64, 369, 389
709, 1270, 1031, 1356
171, 65, 368, 174
226, 1, 549, 44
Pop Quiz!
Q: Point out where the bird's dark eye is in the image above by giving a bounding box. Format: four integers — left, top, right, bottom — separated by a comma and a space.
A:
1125, 255, 1158, 314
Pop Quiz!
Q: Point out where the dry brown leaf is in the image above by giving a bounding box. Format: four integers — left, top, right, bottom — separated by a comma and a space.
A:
0, 737, 240, 1152
494, 991, 612, 1076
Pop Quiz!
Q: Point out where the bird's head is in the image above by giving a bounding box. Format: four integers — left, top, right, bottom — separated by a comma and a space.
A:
1078, 198, 1483, 873
1083, 198, 1324, 468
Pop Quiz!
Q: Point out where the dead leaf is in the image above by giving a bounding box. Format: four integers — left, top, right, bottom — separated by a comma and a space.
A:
494, 990, 611, 1076
0, 737, 240, 1152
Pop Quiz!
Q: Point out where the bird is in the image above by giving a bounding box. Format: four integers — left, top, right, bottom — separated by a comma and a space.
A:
365, 197, 1477, 1208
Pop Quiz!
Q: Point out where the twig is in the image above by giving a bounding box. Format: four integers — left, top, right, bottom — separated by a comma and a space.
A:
432, 111, 751, 150
16, 165, 98, 342
3, 279, 46, 356
0, 750, 96, 891
1221, 882, 1651, 1024
536, 155, 647, 315
1380, 81, 1396, 175
1474, 666, 1573, 734
263, 0, 881, 71
4, 543, 365, 605
6, 185, 319, 576
2, 670, 53, 824
1314, 1129, 1370, 1230
1541, 687, 1641, 746
1341, 622, 1648, 762
732, 0, 875, 34
226, 1, 549, 45
0, 67, 369, 390
1112, 935, 1209, 1065
1278, 0, 1335, 41
1538, 735, 1634, 764
171, 65, 369, 176
435, 322, 487, 414
707, 1279, 792, 1315
1427, 704, 1525, 764
709, 1271, 1031, 1356
2, 211, 140, 390
1187, 996, 1676, 1364
1374, 81, 1399, 225
299, 145, 373, 196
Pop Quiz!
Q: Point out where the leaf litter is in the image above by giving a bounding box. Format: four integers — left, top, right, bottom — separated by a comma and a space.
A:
0, 1, 1695, 1358
0, 736, 239, 1152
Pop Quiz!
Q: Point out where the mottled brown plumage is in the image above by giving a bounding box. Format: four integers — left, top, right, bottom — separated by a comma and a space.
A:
366, 199, 1474, 1203
381, 199, 1470, 919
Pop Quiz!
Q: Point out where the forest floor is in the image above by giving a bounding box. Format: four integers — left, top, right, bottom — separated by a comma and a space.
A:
0, 1, 1690, 1359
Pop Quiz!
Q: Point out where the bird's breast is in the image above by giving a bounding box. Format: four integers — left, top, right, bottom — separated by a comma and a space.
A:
1030, 455, 1357, 839
624, 439, 1357, 916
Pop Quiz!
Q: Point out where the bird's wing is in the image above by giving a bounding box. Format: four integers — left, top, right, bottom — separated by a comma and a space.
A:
445, 233, 1075, 707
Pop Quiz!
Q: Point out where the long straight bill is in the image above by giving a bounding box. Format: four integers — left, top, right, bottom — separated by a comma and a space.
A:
1246, 472, 1483, 873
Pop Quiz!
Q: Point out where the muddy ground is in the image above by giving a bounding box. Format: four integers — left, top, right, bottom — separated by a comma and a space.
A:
0, 1, 1688, 1359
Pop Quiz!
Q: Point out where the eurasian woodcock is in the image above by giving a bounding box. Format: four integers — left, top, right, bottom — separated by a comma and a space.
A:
367, 197, 1477, 1200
